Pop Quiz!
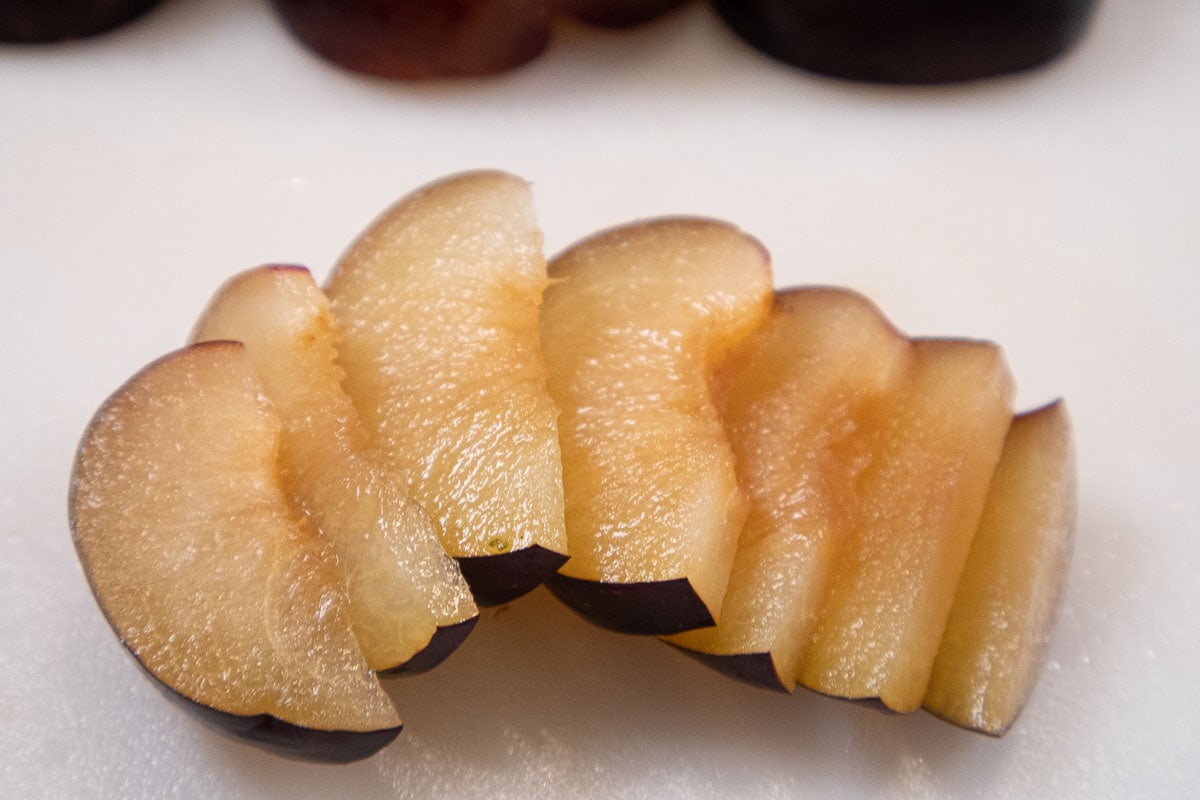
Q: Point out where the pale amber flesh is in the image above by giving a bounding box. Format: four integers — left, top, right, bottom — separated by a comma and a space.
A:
795, 338, 1014, 711
70, 342, 398, 732
665, 289, 908, 688
541, 219, 773, 619
192, 266, 477, 672
668, 288, 1017, 713
325, 171, 567, 562
923, 401, 1076, 734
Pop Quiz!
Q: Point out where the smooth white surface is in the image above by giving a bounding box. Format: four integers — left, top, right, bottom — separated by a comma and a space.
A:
2, 1, 1198, 797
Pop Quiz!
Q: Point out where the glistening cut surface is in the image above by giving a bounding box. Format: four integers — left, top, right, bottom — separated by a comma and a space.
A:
70, 342, 400, 759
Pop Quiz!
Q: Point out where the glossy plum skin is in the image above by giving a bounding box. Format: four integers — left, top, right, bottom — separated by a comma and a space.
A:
0, 0, 166, 42
270, 0, 689, 79
270, 0, 554, 79
713, 0, 1100, 84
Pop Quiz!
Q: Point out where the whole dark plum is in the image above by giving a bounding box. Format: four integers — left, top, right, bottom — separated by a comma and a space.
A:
712, 0, 1100, 84
0, 0, 166, 42
270, 0, 690, 79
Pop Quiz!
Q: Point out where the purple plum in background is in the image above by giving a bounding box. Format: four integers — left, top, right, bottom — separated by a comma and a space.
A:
712, 0, 1100, 84
269, 0, 689, 79
0, 0, 166, 42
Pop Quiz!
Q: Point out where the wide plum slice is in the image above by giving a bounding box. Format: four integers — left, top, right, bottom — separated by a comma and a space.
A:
326, 171, 569, 606
540, 218, 773, 635
70, 341, 402, 762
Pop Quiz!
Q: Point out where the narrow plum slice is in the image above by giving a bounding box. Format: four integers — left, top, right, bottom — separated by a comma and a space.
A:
0, 0, 165, 42
269, 0, 554, 79
192, 266, 478, 674
325, 171, 568, 606
69, 342, 401, 763
924, 400, 1076, 735
541, 219, 773, 635
795, 338, 1014, 711
712, 0, 1100, 84
666, 288, 908, 689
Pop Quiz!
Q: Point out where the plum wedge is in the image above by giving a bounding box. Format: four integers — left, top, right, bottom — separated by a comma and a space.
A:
924, 400, 1076, 735
326, 171, 568, 605
69, 342, 401, 763
541, 219, 773, 634
666, 288, 909, 689
192, 266, 478, 674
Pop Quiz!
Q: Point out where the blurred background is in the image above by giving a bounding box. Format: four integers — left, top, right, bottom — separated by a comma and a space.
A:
2, 1, 1198, 797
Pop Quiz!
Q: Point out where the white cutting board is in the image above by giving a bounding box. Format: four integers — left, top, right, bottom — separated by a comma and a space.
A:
2, 1, 1198, 797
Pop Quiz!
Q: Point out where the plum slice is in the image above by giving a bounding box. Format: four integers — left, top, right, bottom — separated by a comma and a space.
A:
325, 171, 568, 606
0, 0, 165, 43
191, 266, 478, 674
712, 0, 1100, 84
540, 219, 773, 635
69, 341, 401, 763
924, 400, 1076, 735
666, 288, 909, 689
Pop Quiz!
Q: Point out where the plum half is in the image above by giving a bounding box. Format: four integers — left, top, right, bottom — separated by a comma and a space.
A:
712, 0, 1100, 84
326, 171, 568, 606
191, 265, 479, 675
69, 342, 402, 763
541, 219, 773, 635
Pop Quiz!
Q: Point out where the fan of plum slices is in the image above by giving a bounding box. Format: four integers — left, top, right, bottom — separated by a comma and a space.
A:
70, 171, 1076, 763
664, 287, 1074, 730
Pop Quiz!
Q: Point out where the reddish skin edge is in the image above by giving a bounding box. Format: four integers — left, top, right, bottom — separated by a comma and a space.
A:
545, 574, 715, 635
712, 0, 1099, 84
456, 544, 570, 607
0, 0, 166, 43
